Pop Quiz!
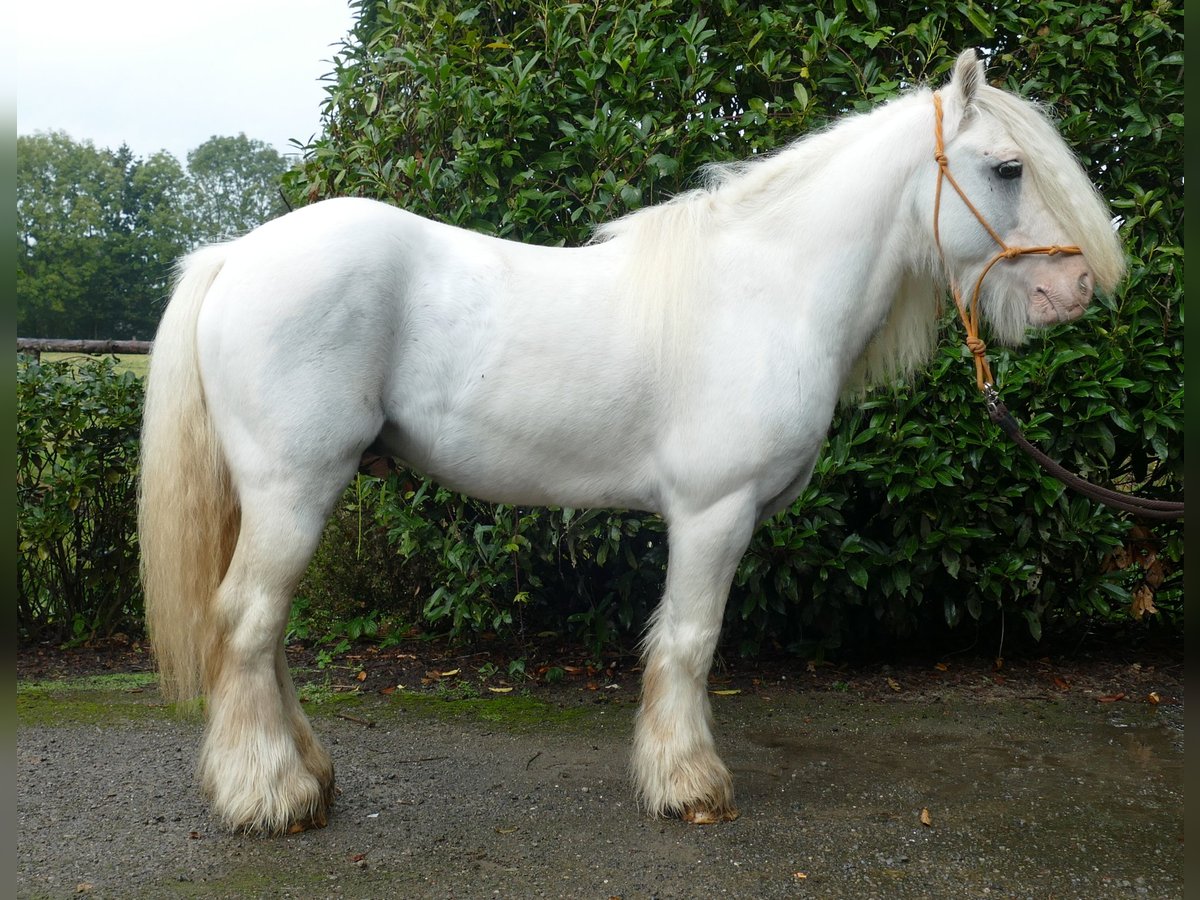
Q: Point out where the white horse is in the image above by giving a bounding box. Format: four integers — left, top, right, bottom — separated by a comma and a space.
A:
139, 50, 1124, 832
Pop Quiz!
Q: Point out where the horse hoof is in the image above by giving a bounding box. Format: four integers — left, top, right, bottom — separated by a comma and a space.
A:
285, 815, 328, 834
681, 805, 740, 824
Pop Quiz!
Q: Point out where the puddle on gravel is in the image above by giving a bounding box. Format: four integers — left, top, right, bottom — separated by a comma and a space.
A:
741, 698, 1182, 794
732, 695, 1183, 894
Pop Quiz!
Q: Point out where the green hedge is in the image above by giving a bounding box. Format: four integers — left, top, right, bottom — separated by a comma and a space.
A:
17, 355, 145, 642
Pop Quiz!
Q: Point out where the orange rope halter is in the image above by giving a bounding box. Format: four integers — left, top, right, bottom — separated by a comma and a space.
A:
931, 92, 1084, 391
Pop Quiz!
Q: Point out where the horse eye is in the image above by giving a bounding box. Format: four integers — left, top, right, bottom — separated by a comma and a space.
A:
996, 160, 1023, 180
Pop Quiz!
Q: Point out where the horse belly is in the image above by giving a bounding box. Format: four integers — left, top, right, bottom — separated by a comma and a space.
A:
383, 354, 661, 511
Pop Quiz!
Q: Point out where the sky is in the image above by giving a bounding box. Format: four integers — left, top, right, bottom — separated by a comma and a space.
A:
16, 0, 357, 164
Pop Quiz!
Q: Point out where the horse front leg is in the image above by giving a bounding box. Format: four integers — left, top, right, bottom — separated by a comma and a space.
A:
633, 492, 757, 823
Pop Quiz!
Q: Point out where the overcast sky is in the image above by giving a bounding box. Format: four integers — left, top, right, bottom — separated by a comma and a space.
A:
17, 0, 357, 164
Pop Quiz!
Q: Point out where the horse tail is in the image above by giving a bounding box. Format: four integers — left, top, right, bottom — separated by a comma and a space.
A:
139, 245, 239, 704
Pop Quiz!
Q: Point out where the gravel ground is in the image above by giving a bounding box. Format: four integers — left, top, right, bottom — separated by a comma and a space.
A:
16, 653, 1184, 900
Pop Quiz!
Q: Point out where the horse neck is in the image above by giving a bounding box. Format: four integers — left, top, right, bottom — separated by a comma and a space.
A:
732, 93, 941, 382
604, 91, 942, 386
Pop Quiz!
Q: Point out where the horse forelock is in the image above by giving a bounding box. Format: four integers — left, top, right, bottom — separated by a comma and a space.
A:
969, 86, 1126, 293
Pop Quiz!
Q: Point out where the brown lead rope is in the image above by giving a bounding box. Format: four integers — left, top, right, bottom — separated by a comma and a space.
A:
985, 390, 1184, 520
931, 93, 1184, 520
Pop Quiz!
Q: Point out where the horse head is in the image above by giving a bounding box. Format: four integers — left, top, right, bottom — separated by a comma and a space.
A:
925, 49, 1125, 347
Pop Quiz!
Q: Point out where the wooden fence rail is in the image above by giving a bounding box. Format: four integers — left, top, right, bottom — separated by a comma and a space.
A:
17, 339, 153, 361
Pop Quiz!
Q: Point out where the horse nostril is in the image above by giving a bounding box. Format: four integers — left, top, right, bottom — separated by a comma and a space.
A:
1077, 273, 1092, 296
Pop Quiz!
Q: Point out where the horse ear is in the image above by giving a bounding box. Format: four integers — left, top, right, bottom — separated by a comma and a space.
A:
951, 48, 985, 105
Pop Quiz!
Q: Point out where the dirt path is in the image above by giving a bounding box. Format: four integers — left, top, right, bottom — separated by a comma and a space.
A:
16, 654, 1184, 899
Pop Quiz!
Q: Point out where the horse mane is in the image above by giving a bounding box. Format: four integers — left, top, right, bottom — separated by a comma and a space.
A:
593, 90, 943, 391
593, 71, 1124, 394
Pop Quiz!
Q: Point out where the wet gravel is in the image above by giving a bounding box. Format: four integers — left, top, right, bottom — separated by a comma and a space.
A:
16, 667, 1184, 899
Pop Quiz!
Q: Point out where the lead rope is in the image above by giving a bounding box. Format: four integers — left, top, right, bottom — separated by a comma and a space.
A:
931, 93, 1183, 520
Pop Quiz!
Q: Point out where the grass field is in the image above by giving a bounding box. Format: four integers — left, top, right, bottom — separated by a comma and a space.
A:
37, 352, 150, 378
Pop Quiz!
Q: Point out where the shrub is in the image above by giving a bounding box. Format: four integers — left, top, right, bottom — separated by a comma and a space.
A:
290, 475, 420, 647
17, 355, 145, 642
295, 473, 668, 655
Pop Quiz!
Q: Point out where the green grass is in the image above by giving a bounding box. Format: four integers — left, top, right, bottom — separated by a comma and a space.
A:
16, 672, 172, 726
15, 669, 610, 734
40, 351, 150, 377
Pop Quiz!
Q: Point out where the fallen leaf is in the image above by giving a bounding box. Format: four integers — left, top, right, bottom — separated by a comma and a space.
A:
994, 657, 1005, 672
188, 831, 203, 839
1104, 545, 1132, 571
920, 807, 933, 827
886, 677, 901, 692
1053, 676, 1071, 691
495, 825, 519, 835
488, 686, 513, 693
1129, 526, 1157, 566
1147, 691, 1161, 705
1145, 559, 1165, 588
1096, 692, 1126, 703
710, 689, 741, 696
349, 852, 367, 863
934, 662, 949, 672
439, 668, 460, 677
75, 884, 94, 894
793, 872, 808, 880
356, 670, 367, 682
1130, 585, 1158, 620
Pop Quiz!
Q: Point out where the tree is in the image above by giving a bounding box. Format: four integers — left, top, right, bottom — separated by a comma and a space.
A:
186, 134, 291, 242
17, 131, 291, 338
18, 132, 116, 336
17, 132, 192, 339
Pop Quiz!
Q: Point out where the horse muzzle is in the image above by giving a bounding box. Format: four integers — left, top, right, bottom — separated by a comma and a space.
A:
1028, 258, 1094, 326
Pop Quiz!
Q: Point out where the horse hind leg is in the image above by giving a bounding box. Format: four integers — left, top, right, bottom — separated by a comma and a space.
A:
198, 480, 343, 834
633, 492, 757, 824
276, 639, 335, 817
